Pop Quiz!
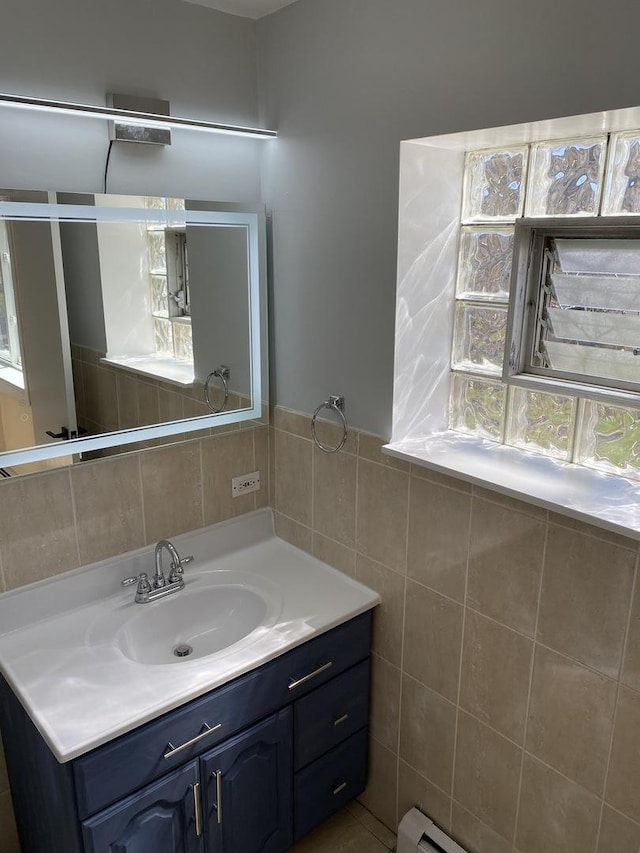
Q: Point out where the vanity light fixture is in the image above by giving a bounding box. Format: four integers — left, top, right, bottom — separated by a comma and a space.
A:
0, 92, 277, 140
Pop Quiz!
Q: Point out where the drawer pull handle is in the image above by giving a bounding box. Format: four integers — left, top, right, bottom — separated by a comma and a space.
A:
192, 782, 203, 837
333, 781, 347, 796
214, 769, 223, 824
333, 713, 349, 727
288, 661, 333, 690
163, 722, 222, 760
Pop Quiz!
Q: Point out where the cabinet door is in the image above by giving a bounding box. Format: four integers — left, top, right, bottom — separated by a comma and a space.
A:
201, 709, 292, 853
82, 760, 204, 853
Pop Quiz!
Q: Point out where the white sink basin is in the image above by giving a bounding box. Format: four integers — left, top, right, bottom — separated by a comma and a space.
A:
0, 509, 380, 760
88, 570, 282, 666
118, 585, 269, 665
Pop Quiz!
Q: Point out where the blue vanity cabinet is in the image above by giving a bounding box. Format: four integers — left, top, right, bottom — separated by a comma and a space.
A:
0, 610, 373, 853
81, 761, 203, 853
200, 709, 292, 852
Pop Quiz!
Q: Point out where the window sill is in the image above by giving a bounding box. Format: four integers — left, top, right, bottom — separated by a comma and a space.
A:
383, 431, 640, 541
101, 356, 194, 387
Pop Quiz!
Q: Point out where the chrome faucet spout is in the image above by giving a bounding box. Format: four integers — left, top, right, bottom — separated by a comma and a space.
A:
123, 539, 193, 603
154, 539, 182, 589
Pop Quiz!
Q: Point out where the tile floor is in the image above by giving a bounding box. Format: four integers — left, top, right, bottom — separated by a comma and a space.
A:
290, 801, 396, 852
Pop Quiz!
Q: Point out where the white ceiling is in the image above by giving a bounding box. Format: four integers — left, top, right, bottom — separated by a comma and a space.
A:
182, 0, 299, 18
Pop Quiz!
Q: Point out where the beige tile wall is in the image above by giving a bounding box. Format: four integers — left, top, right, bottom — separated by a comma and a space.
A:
0, 424, 269, 852
271, 406, 640, 853
3, 403, 640, 853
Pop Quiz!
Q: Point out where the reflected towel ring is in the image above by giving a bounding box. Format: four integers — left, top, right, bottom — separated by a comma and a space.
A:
311, 395, 348, 453
204, 366, 230, 413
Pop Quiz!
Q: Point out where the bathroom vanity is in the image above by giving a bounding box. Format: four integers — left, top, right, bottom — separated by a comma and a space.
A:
0, 510, 379, 852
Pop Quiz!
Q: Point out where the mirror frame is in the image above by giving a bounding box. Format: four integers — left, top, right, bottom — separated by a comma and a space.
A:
0, 194, 268, 469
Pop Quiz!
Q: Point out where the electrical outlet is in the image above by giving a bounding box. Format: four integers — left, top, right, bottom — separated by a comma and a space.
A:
232, 471, 260, 497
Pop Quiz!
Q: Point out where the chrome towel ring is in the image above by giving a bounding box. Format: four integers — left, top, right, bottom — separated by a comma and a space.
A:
311, 395, 348, 453
204, 366, 230, 413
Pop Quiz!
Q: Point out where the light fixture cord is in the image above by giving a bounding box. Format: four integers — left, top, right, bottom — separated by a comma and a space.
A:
103, 140, 114, 193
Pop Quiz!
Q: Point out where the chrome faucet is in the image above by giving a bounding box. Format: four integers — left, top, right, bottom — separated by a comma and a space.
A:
122, 539, 194, 603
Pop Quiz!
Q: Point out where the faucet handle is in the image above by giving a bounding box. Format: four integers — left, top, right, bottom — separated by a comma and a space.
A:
168, 556, 194, 584
122, 572, 152, 595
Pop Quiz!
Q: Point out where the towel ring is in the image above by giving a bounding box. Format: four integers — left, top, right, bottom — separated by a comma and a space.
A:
204, 366, 230, 414
311, 395, 348, 453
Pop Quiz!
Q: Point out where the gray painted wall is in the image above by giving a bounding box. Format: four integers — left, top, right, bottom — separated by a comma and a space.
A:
3, 0, 640, 437
256, 0, 640, 436
0, 0, 262, 201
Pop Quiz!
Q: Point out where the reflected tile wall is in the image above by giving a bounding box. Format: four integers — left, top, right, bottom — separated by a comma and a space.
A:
271, 406, 640, 853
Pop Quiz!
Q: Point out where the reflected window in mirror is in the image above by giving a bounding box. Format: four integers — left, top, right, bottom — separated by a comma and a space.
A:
0, 218, 23, 382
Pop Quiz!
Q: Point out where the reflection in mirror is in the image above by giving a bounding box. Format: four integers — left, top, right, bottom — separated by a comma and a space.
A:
0, 191, 267, 475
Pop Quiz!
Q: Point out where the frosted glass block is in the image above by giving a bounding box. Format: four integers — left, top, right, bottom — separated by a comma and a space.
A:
153, 317, 173, 356
602, 131, 640, 215
166, 197, 186, 211
449, 374, 505, 440
456, 227, 514, 300
172, 320, 193, 361
506, 387, 576, 460
143, 196, 166, 210
576, 400, 640, 480
462, 147, 528, 222
451, 303, 508, 375
526, 137, 606, 216
150, 275, 169, 317
147, 230, 166, 274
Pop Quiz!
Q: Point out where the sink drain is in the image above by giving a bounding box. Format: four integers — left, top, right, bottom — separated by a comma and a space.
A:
173, 644, 193, 658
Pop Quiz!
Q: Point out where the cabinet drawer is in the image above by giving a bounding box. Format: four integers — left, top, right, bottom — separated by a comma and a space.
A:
293, 728, 368, 841
74, 672, 261, 819
294, 660, 369, 770
74, 612, 372, 818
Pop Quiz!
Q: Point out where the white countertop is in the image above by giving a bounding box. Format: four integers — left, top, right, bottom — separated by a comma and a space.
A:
0, 510, 379, 762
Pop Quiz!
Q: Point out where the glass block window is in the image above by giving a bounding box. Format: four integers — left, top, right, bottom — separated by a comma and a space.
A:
449, 374, 505, 440
576, 401, 640, 480
449, 129, 640, 480
602, 132, 640, 215
462, 147, 528, 222
452, 303, 508, 376
145, 204, 193, 364
505, 387, 576, 460
526, 137, 607, 217
456, 227, 514, 300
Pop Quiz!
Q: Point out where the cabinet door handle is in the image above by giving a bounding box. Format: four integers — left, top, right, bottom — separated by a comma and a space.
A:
163, 722, 222, 760
333, 781, 347, 796
214, 770, 223, 824
288, 661, 333, 690
333, 713, 349, 726
192, 782, 203, 837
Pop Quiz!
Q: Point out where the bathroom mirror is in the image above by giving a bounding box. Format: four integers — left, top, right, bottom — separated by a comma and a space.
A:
0, 189, 267, 474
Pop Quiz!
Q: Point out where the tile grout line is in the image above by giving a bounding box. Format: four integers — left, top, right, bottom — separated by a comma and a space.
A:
595, 545, 640, 853
405, 566, 626, 690
393, 469, 411, 830
67, 467, 82, 567
137, 453, 147, 545
450, 485, 474, 831
197, 438, 205, 529
511, 516, 549, 850
353, 439, 360, 573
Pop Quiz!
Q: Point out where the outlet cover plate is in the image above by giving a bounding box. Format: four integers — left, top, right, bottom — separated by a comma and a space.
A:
232, 471, 260, 497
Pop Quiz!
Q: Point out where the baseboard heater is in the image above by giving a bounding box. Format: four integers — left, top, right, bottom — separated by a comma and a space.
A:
397, 808, 468, 853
